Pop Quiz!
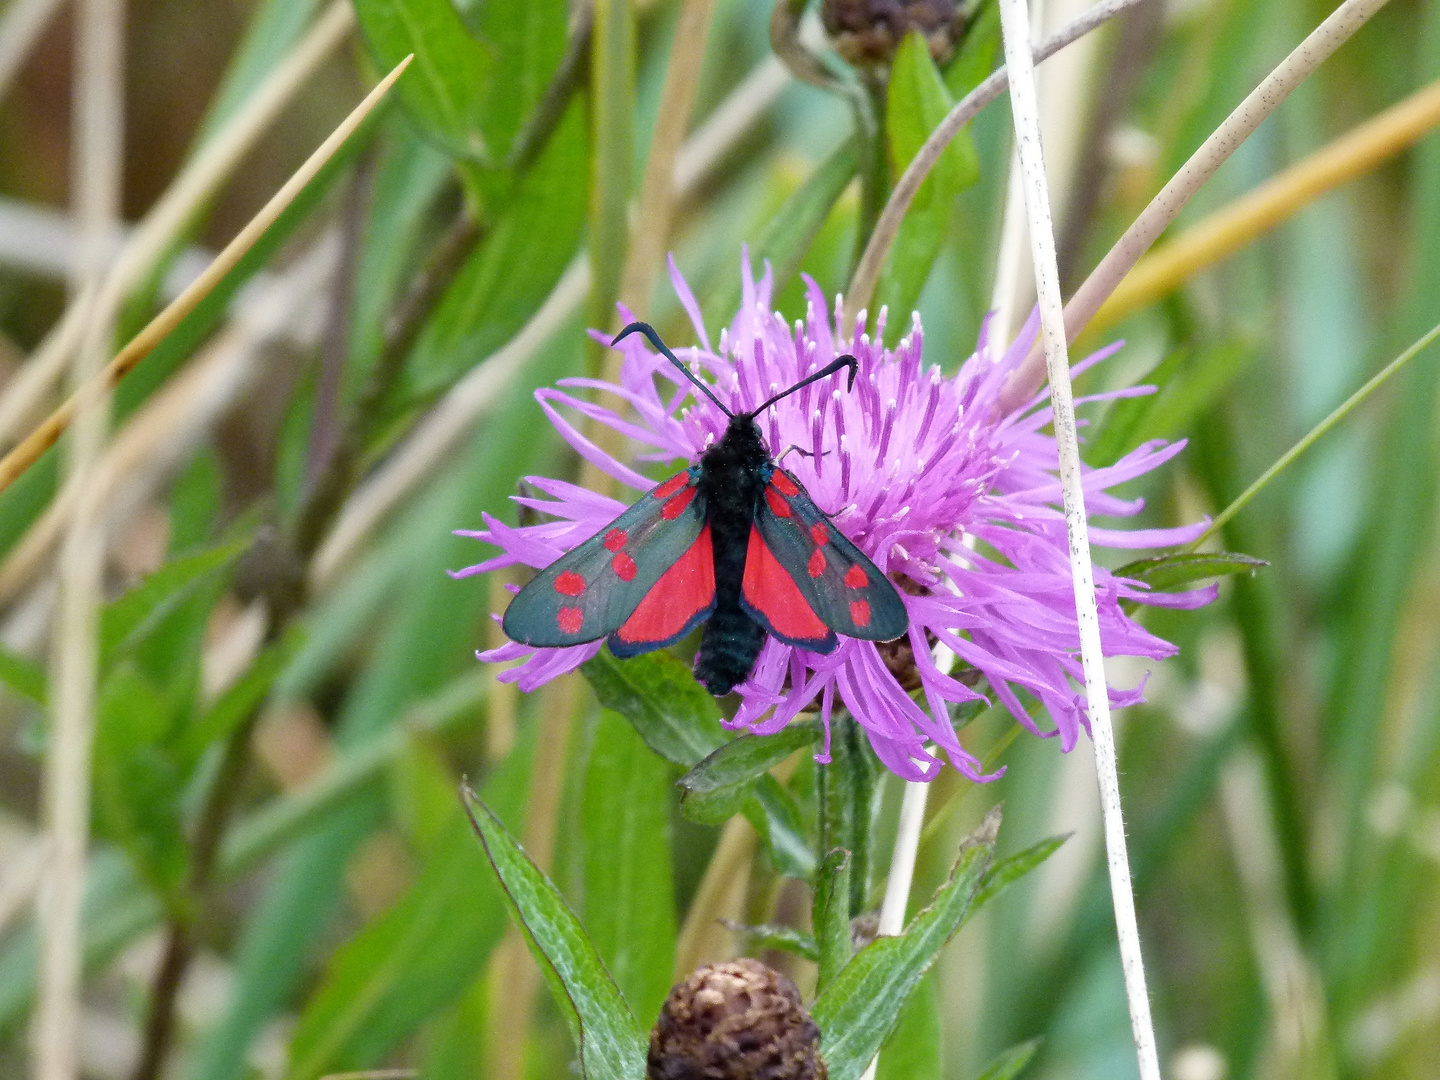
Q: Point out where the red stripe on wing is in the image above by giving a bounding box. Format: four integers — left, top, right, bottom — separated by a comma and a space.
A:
742, 525, 831, 645
613, 524, 716, 647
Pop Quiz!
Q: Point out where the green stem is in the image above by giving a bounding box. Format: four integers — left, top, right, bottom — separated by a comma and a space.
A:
1187, 318, 1440, 551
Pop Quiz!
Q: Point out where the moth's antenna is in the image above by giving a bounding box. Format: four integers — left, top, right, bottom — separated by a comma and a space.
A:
613, 321, 734, 419
749, 354, 858, 418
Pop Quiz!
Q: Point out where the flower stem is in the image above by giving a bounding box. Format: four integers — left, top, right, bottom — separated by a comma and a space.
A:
995, 1, 1160, 1078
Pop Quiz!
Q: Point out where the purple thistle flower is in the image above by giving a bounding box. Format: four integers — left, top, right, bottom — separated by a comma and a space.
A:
452, 256, 1214, 782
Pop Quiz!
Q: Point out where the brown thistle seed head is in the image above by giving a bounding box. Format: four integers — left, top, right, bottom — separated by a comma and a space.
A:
648, 958, 827, 1080
822, 0, 967, 68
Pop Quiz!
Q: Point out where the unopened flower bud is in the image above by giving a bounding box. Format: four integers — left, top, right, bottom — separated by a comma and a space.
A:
648, 959, 827, 1080
822, 0, 967, 68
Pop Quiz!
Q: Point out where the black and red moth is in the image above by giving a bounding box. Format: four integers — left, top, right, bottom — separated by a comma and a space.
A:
502, 322, 909, 695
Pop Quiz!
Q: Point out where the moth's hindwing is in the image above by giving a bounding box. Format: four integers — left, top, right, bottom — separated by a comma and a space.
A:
743, 466, 908, 646
502, 468, 714, 651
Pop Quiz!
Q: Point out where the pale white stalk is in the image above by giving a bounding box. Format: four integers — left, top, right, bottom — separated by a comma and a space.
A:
32, 0, 123, 1077
995, 2, 1159, 1079
1001, 0, 1394, 409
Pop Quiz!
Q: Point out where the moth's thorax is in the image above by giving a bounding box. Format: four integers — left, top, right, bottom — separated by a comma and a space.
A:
698, 415, 770, 497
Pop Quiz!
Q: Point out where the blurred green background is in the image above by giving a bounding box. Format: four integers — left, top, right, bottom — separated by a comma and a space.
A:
0, 1, 1438, 1078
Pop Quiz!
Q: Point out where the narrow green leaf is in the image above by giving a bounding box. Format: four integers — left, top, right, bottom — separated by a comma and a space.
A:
707, 140, 859, 323
972, 1038, 1041, 1080
746, 777, 816, 879
353, 0, 495, 163
680, 720, 822, 798
0, 645, 46, 706
876, 30, 981, 323
1114, 551, 1267, 598
98, 540, 247, 669
876, 971, 941, 1080
582, 650, 727, 768
722, 921, 820, 962
970, 835, 1067, 912
176, 625, 305, 769
583, 710, 678, 1025
814, 848, 853, 993
284, 739, 531, 1080
587, 0, 635, 346
811, 808, 999, 1080
463, 788, 648, 1080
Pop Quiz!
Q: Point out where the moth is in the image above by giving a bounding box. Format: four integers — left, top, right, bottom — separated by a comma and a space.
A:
502, 322, 909, 695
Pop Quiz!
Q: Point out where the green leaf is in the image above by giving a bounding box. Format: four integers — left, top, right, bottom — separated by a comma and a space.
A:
175, 625, 305, 769
582, 650, 727, 768
0, 645, 46, 706
876, 30, 981, 324
972, 1038, 1041, 1080
586, 0, 635, 340
814, 848, 853, 993
284, 734, 532, 1080
679, 719, 822, 800
401, 98, 588, 403
721, 921, 820, 962
706, 140, 859, 325
971, 835, 1067, 912
745, 777, 816, 879
811, 807, 999, 1080
944, 1, 999, 99
463, 788, 648, 1080
99, 541, 247, 670
583, 710, 678, 1025
353, 0, 496, 163
1114, 551, 1268, 597
876, 971, 941, 1080
92, 667, 191, 906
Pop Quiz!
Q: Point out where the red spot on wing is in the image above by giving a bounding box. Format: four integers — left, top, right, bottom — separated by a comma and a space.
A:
771, 471, 800, 496
557, 607, 584, 634
653, 472, 690, 498
844, 565, 868, 588
611, 551, 637, 581
661, 486, 697, 520
765, 486, 792, 517
743, 528, 829, 643
614, 525, 715, 646
554, 571, 585, 596
604, 528, 628, 551
808, 549, 827, 578
849, 600, 871, 628
810, 522, 829, 546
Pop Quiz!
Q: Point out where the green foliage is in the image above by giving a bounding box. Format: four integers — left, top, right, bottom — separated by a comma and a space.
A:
814, 848, 854, 993
463, 788, 648, 1080
812, 808, 1000, 1080
971, 1039, 1040, 1080
583, 710, 678, 1025
352, 0, 498, 164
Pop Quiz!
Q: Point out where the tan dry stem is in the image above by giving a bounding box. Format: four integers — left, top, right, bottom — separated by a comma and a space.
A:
0, 39, 405, 496
1001, 0, 1394, 409
1090, 74, 1440, 335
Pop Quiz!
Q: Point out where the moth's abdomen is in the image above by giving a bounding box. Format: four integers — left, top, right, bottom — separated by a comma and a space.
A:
694, 604, 766, 696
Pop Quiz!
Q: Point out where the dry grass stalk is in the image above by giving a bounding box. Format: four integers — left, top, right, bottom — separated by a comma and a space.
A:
995, 1, 1159, 1078
0, 0, 354, 447
1090, 75, 1440, 334
1001, 0, 1395, 408
843, 0, 1150, 330
32, 2, 125, 1077
0, 43, 407, 496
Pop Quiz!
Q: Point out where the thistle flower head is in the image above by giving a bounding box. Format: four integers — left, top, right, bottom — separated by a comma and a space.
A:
453, 256, 1213, 781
